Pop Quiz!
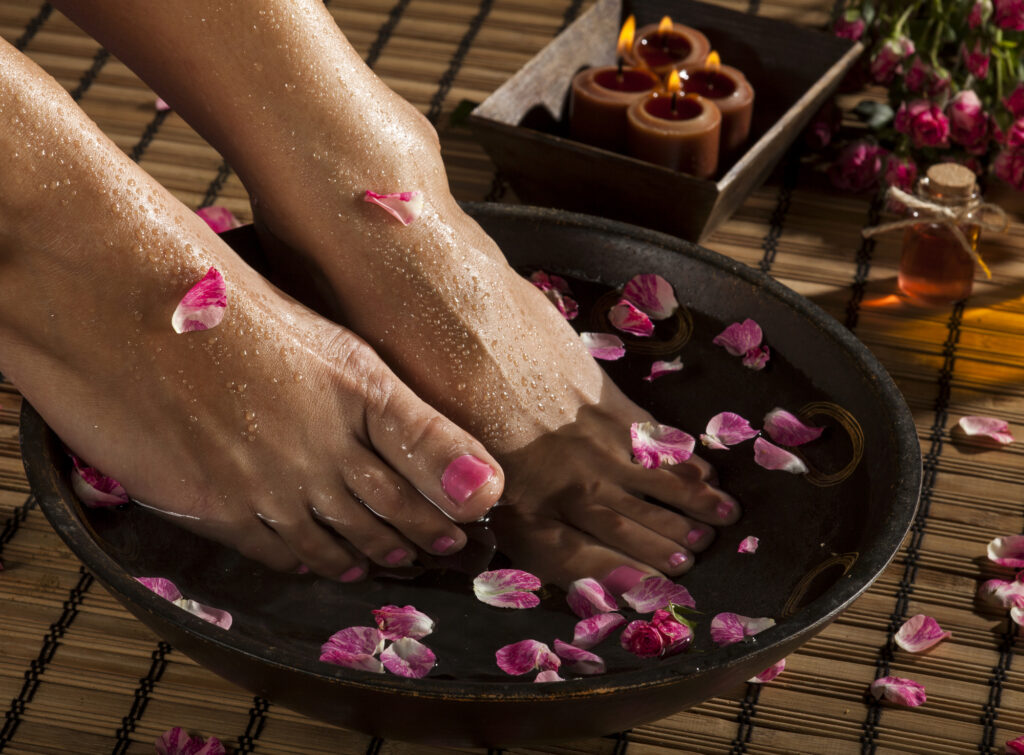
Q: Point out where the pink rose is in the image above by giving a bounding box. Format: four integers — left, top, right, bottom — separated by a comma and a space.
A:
993, 148, 1024, 189
828, 140, 887, 193
871, 37, 914, 84
994, 0, 1024, 29
620, 620, 665, 658
1005, 84, 1024, 118
651, 609, 694, 656
895, 100, 950, 148
885, 155, 918, 193
1007, 118, 1024, 148
969, 0, 992, 26
804, 100, 842, 149
834, 13, 865, 41
947, 90, 991, 154
961, 40, 990, 79
904, 57, 931, 93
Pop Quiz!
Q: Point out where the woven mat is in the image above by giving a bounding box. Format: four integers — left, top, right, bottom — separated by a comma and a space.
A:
2, 0, 1023, 752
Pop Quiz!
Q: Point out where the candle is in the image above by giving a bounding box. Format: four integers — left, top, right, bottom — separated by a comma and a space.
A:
569, 16, 660, 152
681, 52, 754, 160
626, 71, 721, 178
626, 16, 711, 77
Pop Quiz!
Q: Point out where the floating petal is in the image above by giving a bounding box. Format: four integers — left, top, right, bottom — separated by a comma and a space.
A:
713, 319, 763, 357
172, 267, 227, 333
623, 576, 696, 613
710, 612, 776, 647
136, 577, 182, 602
869, 676, 927, 707
894, 614, 951, 653
529, 270, 571, 294
155, 728, 226, 755
748, 657, 786, 683
753, 437, 808, 474
958, 415, 1014, 445
534, 669, 564, 683
651, 609, 693, 656
630, 421, 695, 469
620, 620, 664, 658
572, 612, 627, 650
609, 299, 655, 337
381, 637, 436, 678
567, 577, 619, 618
988, 536, 1024, 569
70, 454, 129, 507
373, 604, 435, 641
496, 639, 560, 675
580, 332, 625, 360
174, 599, 233, 630
320, 627, 385, 673
529, 271, 578, 319
644, 357, 684, 382
473, 568, 541, 609
364, 189, 423, 225
553, 638, 606, 675
195, 206, 242, 234
763, 408, 824, 446
742, 345, 771, 370
622, 274, 678, 320
701, 412, 758, 450
738, 536, 760, 554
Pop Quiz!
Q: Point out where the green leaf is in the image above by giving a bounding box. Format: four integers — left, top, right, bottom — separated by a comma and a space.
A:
668, 602, 701, 629
853, 99, 895, 130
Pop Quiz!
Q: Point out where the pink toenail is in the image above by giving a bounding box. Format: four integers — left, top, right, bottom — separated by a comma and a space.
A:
716, 500, 735, 520
385, 548, 408, 566
441, 454, 495, 504
601, 565, 648, 595
686, 529, 705, 547
432, 535, 457, 554
339, 566, 364, 583
668, 552, 689, 568
294, 564, 310, 575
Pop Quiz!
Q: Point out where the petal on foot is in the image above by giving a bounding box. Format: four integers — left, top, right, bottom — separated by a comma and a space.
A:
609, 299, 655, 337
171, 267, 227, 334
381, 637, 436, 678
622, 273, 678, 320
894, 614, 951, 652
763, 408, 824, 446
364, 190, 424, 225
958, 415, 1014, 444
630, 422, 695, 469
473, 569, 542, 608
869, 676, 927, 706
700, 412, 758, 450
580, 332, 625, 360
753, 437, 808, 474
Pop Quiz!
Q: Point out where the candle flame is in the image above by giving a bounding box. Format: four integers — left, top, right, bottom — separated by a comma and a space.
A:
657, 15, 674, 34
667, 69, 682, 95
705, 51, 721, 72
617, 15, 636, 58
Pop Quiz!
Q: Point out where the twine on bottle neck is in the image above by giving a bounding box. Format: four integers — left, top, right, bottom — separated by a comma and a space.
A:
861, 186, 1008, 279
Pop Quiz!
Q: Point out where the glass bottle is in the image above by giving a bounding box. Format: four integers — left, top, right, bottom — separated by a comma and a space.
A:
898, 163, 982, 306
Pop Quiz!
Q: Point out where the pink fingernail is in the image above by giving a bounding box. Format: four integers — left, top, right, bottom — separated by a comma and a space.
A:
668, 551, 689, 568
686, 528, 705, 547
601, 565, 648, 595
339, 566, 364, 583
385, 548, 408, 566
716, 500, 735, 520
432, 535, 457, 554
441, 454, 495, 504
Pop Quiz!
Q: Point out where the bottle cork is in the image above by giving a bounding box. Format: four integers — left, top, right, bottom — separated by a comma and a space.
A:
925, 163, 976, 198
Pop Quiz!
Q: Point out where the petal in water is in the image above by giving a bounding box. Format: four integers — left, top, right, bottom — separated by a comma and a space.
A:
643, 357, 684, 382
529, 271, 579, 320
155, 728, 226, 755
609, 299, 655, 337
473, 568, 542, 609
496, 639, 561, 675
580, 332, 625, 361
567, 577, 619, 618
572, 612, 627, 650
364, 189, 424, 225
172, 267, 227, 334
737, 536, 760, 554
529, 270, 571, 294
623, 576, 696, 613
136, 577, 183, 602
748, 657, 786, 683
630, 421, 695, 469
320, 626, 385, 673
535, 669, 564, 683
174, 598, 233, 630
620, 620, 664, 658
381, 637, 436, 678
373, 604, 435, 641
70, 454, 129, 507
195, 206, 241, 234
741, 345, 771, 370
713, 319, 763, 357
622, 274, 678, 320
987, 536, 1024, 569
710, 612, 776, 647
894, 614, 951, 653
701, 412, 758, 450
553, 638, 606, 675
753, 437, 808, 474
651, 609, 693, 656
763, 408, 824, 446
869, 676, 927, 707
958, 415, 1014, 445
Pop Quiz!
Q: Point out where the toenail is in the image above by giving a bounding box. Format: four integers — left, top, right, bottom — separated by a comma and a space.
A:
686, 528, 706, 547
668, 552, 689, 568
339, 566, 364, 583
441, 454, 495, 504
432, 535, 457, 554
601, 565, 648, 595
385, 548, 409, 565
716, 500, 735, 520
293, 564, 310, 575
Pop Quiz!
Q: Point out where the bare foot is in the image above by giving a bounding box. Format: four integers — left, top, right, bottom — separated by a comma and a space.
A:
0, 40, 502, 580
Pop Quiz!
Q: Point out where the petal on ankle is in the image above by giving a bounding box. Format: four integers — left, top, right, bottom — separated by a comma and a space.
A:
195, 206, 241, 234
700, 412, 758, 450
753, 437, 808, 474
763, 408, 823, 446
710, 612, 775, 647
630, 421, 695, 469
894, 614, 951, 653
381, 637, 436, 678
373, 604, 435, 640
869, 676, 926, 706
364, 190, 424, 225
567, 577, 619, 618
643, 357, 684, 382
622, 576, 696, 613
320, 626, 386, 672
174, 598, 233, 630
553, 638, 606, 675
580, 332, 625, 360
496, 639, 560, 675
987, 535, 1024, 568
958, 415, 1014, 444
136, 577, 183, 601
172, 267, 227, 333
572, 612, 627, 649
738, 536, 760, 554
748, 657, 786, 683
70, 454, 129, 507
622, 274, 678, 320
609, 299, 655, 337
473, 569, 542, 608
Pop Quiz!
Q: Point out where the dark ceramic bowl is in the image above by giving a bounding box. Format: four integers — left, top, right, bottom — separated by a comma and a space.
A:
21, 204, 920, 747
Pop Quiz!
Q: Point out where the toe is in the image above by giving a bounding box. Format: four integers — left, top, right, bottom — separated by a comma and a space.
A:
621, 458, 741, 526
253, 502, 368, 577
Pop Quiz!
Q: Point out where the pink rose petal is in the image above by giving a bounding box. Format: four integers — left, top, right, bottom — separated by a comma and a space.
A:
630, 421, 695, 469
496, 639, 560, 675
609, 299, 655, 337
622, 273, 679, 320
364, 189, 424, 225
195, 206, 241, 234
572, 612, 627, 649
620, 620, 664, 658
473, 568, 541, 609
753, 437, 808, 474
155, 728, 226, 755
380, 637, 436, 678
710, 612, 776, 647
155, 97, 171, 112
978, 577, 1024, 610
622, 576, 696, 613
320, 626, 385, 673
741, 345, 771, 370
988, 535, 1024, 569
894, 614, 951, 653
748, 657, 786, 683
136, 577, 183, 602
713, 319, 763, 356
738, 536, 760, 554
959, 415, 1014, 444
869, 676, 927, 707
651, 609, 693, 655
580, 332, 626, 360
534, 669, 564, 683
643, 357, 684, 382
372, 604, 435, 641
553, 638, 606, 675
529, 270, 571, 294
763, 408, 824, 446
172, 267, 227, 333
175, 599, 233, 630
529, 271, 578, 320
566, 577, 619, 618
1006, 735, 1024, 754
1012, 603, 1024, 626
701, 412, 759, 450
70, 454, 129, 507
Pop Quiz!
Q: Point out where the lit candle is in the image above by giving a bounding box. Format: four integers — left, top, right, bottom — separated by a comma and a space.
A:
626, 16, 711, 77
680, 51, 754, 160
569, 15, 661, 152
626, 70, 721, 178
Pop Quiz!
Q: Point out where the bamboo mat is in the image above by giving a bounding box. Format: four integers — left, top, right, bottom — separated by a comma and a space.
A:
1, 0, 1023, 752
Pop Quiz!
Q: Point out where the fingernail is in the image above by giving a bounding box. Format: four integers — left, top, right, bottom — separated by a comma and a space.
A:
339, 566, 364, 583
686, 528, 706, 547
441, 454, 495, 504
432, 535, 457, 554
601, 565, 648, 595
385, 548, 408, 566
668, 551, 689, 568
716, 500, 735, 521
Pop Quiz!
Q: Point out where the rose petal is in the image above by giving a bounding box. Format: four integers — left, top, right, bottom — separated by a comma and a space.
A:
171, 267, 227, 333
753, 437, 808, 474
174, 598, 233, 630
155, 728, 226, 755
320, 626, 385, 673
622, 274, 678, 320
70, 454, 129, 507
894, 614, 951, 653
738, 536, 760, 554
763, 408, 824, 446
988, 536, 1024, 569
713, 319, 763, 357
643, 357, 684, 382
364, 189, 424, 225
155, 97, 171, 112
710, 612, 776, 647
381, 637, 436, 678
496, 639, 560, 675
572, 612, 627, 649
741, 345, 771, 370
373, 604, 435, 641
136, 576, 183, 602
608, 299, 655, 337
529, 272, 578, 320
195, 206, 241, 234
622, 576, 696, 613
959, 415, 1014, 445
1006, 735, 1024, 754
529, 270, 571, 294
630, 421, 695, 469
534, 669, 564, 683
651, 608, 693, 656
473, 568, 542, 609
620, 620, 664, 658
978, 578, 1024, 610
580, 332, 625, 361
869, 676, 927, 707
748, 657, 786, 683
553, 638, 606, 675
701, 412, 759, 450
566, 577, 619, 618
1012, 603, 1024, 626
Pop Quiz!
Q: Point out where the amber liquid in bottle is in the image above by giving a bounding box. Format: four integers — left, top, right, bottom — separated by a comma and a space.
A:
898, 221, 980, 305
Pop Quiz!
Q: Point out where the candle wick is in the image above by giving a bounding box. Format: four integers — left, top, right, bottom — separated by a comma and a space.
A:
617, 57, 623, 78
670, 91, 677, 113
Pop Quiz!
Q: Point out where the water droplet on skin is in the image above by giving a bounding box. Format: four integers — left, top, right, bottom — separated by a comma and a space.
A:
245, 410, 256, 421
